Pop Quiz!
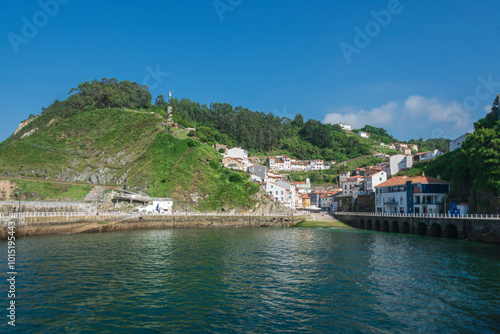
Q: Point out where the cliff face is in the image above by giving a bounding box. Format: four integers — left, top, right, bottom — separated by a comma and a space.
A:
12, 116, 38, 136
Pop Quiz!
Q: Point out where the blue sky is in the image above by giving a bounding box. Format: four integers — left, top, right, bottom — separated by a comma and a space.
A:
1, 0, 500, 142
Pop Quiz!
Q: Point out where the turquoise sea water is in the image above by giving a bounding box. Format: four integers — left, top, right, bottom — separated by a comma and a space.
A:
1, 228, 499, 333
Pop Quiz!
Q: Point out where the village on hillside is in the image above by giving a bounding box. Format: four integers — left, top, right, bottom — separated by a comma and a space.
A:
215, 124, 470, 216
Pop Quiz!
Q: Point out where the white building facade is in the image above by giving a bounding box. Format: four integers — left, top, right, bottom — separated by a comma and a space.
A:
338, 123, 352, 131
225, 148, 249, 171
449, 133, 468, 152
276, 181, 297, 210
375, 176, 450, 214
384, 154, 413, 176
364, 171, 388, 193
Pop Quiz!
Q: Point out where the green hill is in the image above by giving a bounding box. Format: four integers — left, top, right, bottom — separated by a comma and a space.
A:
0, 80, 261, 210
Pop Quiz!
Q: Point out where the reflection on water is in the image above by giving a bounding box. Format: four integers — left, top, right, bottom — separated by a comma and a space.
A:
1, 228, 499, 333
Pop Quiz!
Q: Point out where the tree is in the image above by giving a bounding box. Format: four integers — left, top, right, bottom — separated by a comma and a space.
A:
292, 114, 304, 127
155, 95, 167, 108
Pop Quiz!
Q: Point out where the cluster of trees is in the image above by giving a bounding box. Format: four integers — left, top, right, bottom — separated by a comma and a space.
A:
36, 78, 152, 121
464, 97, 500, 194
356, 125, 396, 144
68, 78, 152, 110
169, 98, 371, 161
408, 137, 451, 153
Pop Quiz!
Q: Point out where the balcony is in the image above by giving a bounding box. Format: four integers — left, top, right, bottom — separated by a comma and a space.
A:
383, 199, 399, 206
415, 201, 443, 205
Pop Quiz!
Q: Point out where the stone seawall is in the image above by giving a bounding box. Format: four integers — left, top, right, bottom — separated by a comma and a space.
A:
0, 215, 307, 239
334, 214, 500, 244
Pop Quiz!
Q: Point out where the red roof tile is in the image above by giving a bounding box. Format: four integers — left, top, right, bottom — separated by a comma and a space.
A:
375, 175, 450, 188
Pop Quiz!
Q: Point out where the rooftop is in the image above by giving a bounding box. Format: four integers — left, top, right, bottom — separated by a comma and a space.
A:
375, 175, 450, 188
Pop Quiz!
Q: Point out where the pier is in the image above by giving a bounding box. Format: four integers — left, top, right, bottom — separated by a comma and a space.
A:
334, 212, 500, 244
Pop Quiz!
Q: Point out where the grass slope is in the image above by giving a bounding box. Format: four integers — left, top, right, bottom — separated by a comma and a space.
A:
12, 179, 93, 201
141, 133, 259, 210
0, 109, 161, 180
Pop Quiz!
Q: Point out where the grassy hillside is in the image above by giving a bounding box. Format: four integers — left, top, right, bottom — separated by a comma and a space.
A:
10, 179, 93, 201
0, 109, 161, 180
0, 107, 259, 210
133, 133, 260, 210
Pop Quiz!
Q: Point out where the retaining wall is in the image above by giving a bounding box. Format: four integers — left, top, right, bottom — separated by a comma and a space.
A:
0, 214, 307, 240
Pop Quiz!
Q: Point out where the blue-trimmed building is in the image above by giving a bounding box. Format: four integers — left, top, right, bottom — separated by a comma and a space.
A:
375, 175, 450, 214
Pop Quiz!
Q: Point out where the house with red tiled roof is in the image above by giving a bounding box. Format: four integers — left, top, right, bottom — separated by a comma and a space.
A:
374, 175, 450, 214
222, 156, 244, 171
341, 175, 364, 197
291, 179, 311, 194
319, 190, 342, 211
300, 194, 311, 208
383, 154, 413, 176
364, 170, 388, 193
413, 150, 442, 162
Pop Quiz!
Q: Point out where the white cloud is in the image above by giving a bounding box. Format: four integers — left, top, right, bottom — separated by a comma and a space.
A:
322, 101, 398, 129
323, 95, 474, 140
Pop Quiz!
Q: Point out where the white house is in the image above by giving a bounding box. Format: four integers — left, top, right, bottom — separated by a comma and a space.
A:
338, 123, 352, 131
290, 161, 308, 171
364, 171, 388, 193
292, 178, 311, 194
384, 154, 413, 176
341, 176, 364, 197
358, 131, 370, 139
375, 175, 450, 214
449, 133, 468, 152
282, 156, 291, 170
413, 150, 442, 162
225, 148, 249, 171
309, 159, 324, 170
276, 180, 297, 210
320, 190, 342, 211
268, 156, 288, 170
265, 182, 291, 208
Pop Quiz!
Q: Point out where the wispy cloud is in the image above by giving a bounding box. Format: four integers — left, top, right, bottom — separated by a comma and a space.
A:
323, 95, 475, 140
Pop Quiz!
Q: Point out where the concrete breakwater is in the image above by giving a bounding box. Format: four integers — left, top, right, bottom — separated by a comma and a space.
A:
0, 214, 307, 240
334, 213, 500, 244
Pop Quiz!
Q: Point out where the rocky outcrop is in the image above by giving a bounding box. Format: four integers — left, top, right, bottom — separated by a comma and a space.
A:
21, 128, 38, 138
0, 180, 17, 200
13, 117, 37, 136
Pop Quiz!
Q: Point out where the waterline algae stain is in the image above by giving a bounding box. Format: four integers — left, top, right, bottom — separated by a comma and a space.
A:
1, 228, 499, 333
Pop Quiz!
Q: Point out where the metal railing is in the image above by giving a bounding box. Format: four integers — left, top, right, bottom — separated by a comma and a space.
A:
0, 200, 94, 211
1, 212, 302, 219
333, 212, 500, 220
